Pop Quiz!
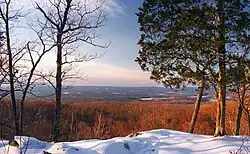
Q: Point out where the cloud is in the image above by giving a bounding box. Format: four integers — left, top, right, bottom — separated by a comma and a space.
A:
13, 0, 126, 17
103, 0, 127, 17
76, 60, 157, 86
87, 0, 127, 18
37, 55, 157, 87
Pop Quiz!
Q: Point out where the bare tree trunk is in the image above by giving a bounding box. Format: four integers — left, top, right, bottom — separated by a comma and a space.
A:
248, 115, 250, 135
189, 77, 205, 133
235, 84, 247, 136
20, 75, 32, 136
20, 77, 32, 135
220, 85, 226, 136
236, 103, 243, 135
20, 98, 24, 136
51, 34, 63, 141
214, 95, 221, 136
244, 111, 250, 135
5, 18, 20, 136
70, 112, 74, 133
243, 108, 250, 135
20, 51, 48, 136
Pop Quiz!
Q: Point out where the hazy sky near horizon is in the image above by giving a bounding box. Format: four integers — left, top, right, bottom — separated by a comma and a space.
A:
12, 0, 158, 87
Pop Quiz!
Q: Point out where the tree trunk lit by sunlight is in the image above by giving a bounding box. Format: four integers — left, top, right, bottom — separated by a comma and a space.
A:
189, 78, 205, 133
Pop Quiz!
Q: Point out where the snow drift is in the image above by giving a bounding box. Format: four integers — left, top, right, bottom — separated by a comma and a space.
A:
0, 129, 248, 154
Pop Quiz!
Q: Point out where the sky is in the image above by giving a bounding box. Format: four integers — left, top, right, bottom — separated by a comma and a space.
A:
11, 0, 158, 87
77, 0, 157, 87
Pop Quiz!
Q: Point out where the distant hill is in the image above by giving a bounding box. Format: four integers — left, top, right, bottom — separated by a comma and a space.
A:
26, 86, 214, 103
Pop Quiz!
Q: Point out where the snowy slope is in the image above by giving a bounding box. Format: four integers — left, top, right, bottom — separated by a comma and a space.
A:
0, 129, 248, 154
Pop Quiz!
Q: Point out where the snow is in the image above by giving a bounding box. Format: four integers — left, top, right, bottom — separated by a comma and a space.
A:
139, 97, 169, 101
0, 129, 248, 154
140, 98, 154, 101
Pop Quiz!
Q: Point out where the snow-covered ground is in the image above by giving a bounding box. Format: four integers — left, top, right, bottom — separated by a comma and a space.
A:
0, 129, 248, 154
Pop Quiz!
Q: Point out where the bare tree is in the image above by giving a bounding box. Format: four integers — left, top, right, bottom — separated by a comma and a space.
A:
0, 0, 26, 135
18, 30, 56, 137
0, 0, 56, 138
35, 0, 109, 141
0, 31, 9, 100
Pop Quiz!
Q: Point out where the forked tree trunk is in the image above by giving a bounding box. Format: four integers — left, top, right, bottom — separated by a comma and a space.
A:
235, 85, 246, 135
189, 78, 205, 133
214, 53, 226, 137
214, 1, 226, 137
235, 103, 243, 135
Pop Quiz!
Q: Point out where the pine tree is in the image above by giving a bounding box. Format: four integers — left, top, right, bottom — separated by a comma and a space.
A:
136, 0, 250, 136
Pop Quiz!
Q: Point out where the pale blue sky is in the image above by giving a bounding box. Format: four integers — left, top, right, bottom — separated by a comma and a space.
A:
12, 0, 157, 87
79, 0, 157, 87
100, 0, 142, 68
80, 0, 142, 69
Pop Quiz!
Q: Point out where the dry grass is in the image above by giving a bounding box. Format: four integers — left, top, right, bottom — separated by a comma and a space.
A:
0, 100, 248, 141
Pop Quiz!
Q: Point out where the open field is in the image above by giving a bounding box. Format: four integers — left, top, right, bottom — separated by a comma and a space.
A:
0, 100, 248, 141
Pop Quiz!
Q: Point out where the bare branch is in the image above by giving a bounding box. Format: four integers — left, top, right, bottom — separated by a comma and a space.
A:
36, 2, 59, 29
